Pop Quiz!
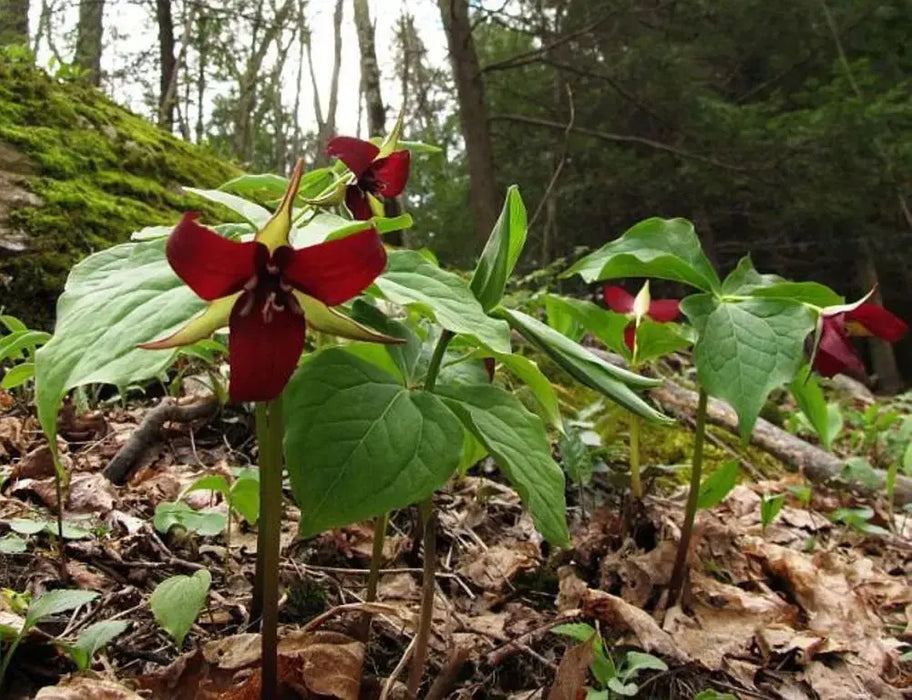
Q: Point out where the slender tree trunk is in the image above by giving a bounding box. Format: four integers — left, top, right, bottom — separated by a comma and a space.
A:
437, 0, 500, 246
352, 0, 385, 136
74, 0, 104, 86
156, 0, 176, 131
0, 0, 29, 46
232, 0, 294, 163
195, 15, 208, 143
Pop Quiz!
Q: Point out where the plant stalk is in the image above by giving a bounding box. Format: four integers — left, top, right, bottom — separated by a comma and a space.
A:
366, 511, 389, 603
257, 395, 285, 700
668, 388, 708, 604
250, 402, 270, 628
407, 499, 437, 697
629, 415, 642, 499
406, 329, 453, 697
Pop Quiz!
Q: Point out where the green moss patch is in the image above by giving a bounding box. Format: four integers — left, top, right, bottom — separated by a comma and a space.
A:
0, 53, 240, 328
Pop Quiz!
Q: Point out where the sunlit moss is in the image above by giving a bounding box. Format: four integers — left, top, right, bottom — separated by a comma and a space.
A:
0, 54, 240, 327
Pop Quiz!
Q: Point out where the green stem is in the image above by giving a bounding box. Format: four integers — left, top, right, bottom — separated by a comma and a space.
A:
0, 629, 25, 691
668, 388, 708, 604
250, 402, 270, 628
406, 329, 454, 697
407, 499, 436, 697
366, 512, 389, 603
629, 415, 642, 500
257, 395, 285, 700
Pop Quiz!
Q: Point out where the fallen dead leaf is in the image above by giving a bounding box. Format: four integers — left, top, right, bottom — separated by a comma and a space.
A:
547, 635, 594, 700
203, 633, 261, 670
11, 444, 63, 481
280, 629, 364, 700
34, 676, 143, 699
67, 472, 117, 514
459, 542, 539, 591
583, 589, 685, 662
556, 566, 587, 613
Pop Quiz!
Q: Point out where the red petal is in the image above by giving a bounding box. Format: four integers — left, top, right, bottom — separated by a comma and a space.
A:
227, 291, 306, 402
624, 324, 636, 352
845, 303, 908, 343
326, 136, 379, 178
167, 213, 258, 301
648, 299, 680, 322
283, 229, 386, 306
345, 186, 373, 220
813, 315, 865, 378
603, 286, 634, 313
371, 150, 411, 197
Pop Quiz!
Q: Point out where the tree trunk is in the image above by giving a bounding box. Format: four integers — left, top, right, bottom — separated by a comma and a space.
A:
859, 242, 903, 393
74, 0, 104, 86
232, 0, 294, 163
0, 0, 29, 47
352, 0, 385, 136
437, 0, 500, 247
156, 0, 176, 131
304, 0, 342, 166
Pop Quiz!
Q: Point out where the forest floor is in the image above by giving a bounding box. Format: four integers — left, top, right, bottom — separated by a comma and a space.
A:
0, 377, 911, 699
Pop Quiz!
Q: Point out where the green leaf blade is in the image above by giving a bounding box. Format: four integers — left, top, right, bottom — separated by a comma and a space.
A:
284, 350, 463, 537
376, 250, 512, 353
150, 570, 211, 648
565, 218, 720, 292
470, 186, 528, 311
438, 383, 570, 547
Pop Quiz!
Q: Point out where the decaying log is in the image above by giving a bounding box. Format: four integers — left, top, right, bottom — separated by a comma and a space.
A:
651, 381, 912, 507
103, 394, 219, 484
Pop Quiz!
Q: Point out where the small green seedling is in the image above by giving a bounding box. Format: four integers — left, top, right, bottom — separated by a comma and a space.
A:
787, 484, 812, 506
552, 622, 668, 697
149, 569, 211, 649
153, 469, 260, 542
56, 620, 130, 671
830, 506, 890, 537
0, 314, 51, 391
697, 460, 739, 510
0, 589, 99, 689
760, 493, 785, 532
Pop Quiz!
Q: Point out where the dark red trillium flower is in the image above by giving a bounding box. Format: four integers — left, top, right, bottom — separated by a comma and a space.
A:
603, 283, 681, 351
326, 136, 410, 220
140, 159, 396, 403
813, 302, 908, 378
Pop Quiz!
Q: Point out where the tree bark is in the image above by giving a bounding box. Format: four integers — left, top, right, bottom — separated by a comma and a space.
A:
232, 0, 294, 163
437, 0, 500, 247
156, 0, 176, 131
0, 0, 29, 47
352, 0, 385, 137
74, 0, 104, 86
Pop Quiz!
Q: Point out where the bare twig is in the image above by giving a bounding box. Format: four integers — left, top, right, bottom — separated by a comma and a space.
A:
103, 395, 219, 484
379, 636, 417, 700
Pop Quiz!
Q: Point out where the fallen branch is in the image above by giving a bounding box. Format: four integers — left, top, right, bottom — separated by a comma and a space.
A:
103, 395, 219, 484
652, 381, 912, 507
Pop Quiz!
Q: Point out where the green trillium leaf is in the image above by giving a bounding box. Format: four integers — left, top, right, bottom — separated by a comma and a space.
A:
284, 349, 463, 537
470, 186, 528, 312
564, 217, 721, 292
375, 250, 512, 353
437, 383, 570, 546
683, 296, 815, 438
36, 238, 204, 447
496, 308, 671, 424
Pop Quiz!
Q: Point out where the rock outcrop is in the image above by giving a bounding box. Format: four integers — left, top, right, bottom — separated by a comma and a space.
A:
0, 52, 240, 327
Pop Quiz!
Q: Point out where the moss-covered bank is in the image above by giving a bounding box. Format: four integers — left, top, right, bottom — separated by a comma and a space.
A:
0, 53, 240, 328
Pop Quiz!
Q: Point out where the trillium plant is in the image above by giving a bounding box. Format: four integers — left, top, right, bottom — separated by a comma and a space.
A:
565, 217, 908, 601
32, 125, 663, 698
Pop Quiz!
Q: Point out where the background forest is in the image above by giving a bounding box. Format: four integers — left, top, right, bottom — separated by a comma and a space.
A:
2, 3, 912, 699
2, 0, 910, 386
